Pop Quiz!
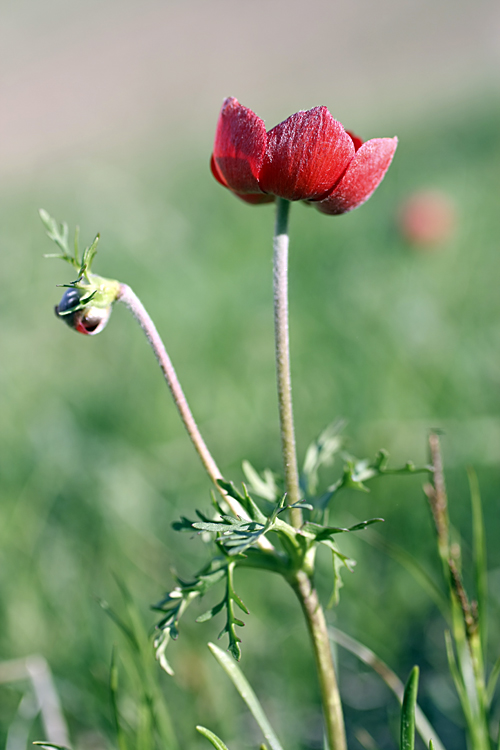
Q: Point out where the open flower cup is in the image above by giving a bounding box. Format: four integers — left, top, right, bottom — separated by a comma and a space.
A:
211, 97, 398, 214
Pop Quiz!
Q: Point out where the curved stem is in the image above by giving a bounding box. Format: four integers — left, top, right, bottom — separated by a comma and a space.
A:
117, 283, 271, 541
292, 570, 347, 750
273, 198, 302, 528
118, 284, 221, 484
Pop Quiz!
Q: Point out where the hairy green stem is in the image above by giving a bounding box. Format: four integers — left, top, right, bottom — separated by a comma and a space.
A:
273, 201, 345, 748
292, 570, 347, 750
273, 198, 302, 528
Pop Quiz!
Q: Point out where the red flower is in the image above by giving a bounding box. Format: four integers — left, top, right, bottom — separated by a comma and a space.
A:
398, 190, 456, 247
211, 98, 397, 214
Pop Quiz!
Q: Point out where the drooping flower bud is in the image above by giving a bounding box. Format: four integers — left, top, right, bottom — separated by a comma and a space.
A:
55, 275, 121, 336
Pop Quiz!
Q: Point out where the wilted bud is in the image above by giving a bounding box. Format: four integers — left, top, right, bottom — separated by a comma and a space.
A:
55, 276, 120, 336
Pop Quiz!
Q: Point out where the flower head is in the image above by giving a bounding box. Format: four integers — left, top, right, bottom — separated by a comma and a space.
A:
55, 286, 113, 335
211, 98, 397, 214
39, 210, 121, 336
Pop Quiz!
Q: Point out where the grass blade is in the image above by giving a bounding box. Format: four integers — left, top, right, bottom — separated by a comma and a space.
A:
400, 666, 419, 750
208, 643, 284, 750
468, 467, 487, 658
329, 628, 446, 750
196, 726, 230, 750
110, 648, 129, 750
443, 630, 472, 728
1, 656, 70, 749
486, 655, 500, 707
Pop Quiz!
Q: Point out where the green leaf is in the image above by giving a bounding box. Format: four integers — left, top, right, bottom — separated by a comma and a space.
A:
319, 539, 355, 606
208, 643, 284, 750
285, 501, 314, 511
187, 510, 269, 555
193, 520, 242, 533
97, 597, 139, 652
171, 516, 196, 531
33, 744, 71, 750
302, 421, 344, 496
342, 461, 371, 492
39, 209, 80, 268
153, 559, 229, 675
217, 562, 247, 660
242, 460, 279, 502
317, 450, 431, 511
80, 234, 99, 280
222, 527, 268, 556
196, 726, 230, 750
303, 518, 384, 541
217, 479, 246, 504
196, 600, 225, 623
330, 550, 346, 607
348, 518, 384, 532
241, 484, 268, 524
373, 449, 389, 471
231, 588, 250, 615
400, 666, 419, 750
216, 480, 268, 524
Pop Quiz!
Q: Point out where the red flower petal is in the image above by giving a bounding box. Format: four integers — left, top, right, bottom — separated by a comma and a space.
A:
211, 154, 273, 204
235, 192, 275, 205
212, 97, 268, 195
210, 153, 229, 187
346, 131, 363, 152
316, 137, 398, 215
259, 106, 355, 202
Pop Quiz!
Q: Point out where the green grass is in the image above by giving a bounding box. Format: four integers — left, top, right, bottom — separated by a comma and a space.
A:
1, 98, 500, 750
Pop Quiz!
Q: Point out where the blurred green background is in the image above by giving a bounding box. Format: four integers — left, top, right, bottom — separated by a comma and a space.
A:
1, 0, 500, 748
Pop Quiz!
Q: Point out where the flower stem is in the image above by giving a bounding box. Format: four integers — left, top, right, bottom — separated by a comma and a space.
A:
274, 201, 345, 749
273, 198, 302, 528
292, 570, 347, 750
117, 283, 250, 524
118, 283, 220, 480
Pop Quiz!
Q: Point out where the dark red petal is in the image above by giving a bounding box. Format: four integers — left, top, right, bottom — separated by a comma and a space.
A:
346, 131, 363, 152
211, 155, 273, 204
235, 192, 275, 205
316, 137, 398, 215
210, 153, 229, 188
259, 106, 355, 201
75, 317, 91, 335
212, 97, 268, 195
